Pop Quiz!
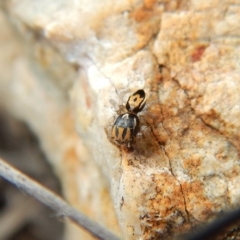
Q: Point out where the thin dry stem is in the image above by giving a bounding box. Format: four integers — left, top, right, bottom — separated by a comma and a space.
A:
0, 158, 120, 240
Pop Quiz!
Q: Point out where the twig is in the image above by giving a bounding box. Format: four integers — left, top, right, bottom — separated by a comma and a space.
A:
0, 158, 120, 240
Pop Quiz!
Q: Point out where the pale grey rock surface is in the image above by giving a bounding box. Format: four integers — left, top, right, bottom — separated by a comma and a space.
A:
1, 0, 240, 239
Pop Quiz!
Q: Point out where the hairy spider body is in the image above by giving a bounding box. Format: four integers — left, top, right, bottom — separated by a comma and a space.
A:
111, 89, 146, 150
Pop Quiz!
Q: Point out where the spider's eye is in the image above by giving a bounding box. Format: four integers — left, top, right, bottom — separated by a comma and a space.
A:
126, 89, 146, 113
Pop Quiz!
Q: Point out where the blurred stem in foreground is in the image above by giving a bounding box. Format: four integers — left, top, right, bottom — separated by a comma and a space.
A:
0, 158, 120, 240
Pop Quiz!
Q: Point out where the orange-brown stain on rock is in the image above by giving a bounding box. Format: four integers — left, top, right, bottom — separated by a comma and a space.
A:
130, 0, 156, 22
145, 174, 187, 222
183, 154, 202, 176
144, 0, 156, 9
182, 181, 214, 222
215, 144, 231, 163
62, 146, 79, 204
140, 172, 192, 239
61, 109, 75, 134
191, 45, 207, 62
82, 77, 92, 109
100, 187, 120, 233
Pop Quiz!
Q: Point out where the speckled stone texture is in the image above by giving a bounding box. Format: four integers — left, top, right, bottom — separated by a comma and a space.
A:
1, 0, 240, 239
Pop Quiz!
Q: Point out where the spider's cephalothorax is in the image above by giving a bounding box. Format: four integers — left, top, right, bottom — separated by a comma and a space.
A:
126, 89, 146, 113
111, 89, 146, 150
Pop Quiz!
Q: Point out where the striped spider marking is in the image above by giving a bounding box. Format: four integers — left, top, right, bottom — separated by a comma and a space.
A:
111, 89, 146, 151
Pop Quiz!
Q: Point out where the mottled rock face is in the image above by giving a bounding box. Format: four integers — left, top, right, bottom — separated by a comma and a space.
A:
1, 0, 240, 239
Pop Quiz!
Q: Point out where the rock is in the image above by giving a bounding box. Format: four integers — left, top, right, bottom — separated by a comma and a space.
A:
1, 0, 240, 239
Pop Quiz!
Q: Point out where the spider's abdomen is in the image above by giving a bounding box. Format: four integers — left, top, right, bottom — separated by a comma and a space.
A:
111, 113, 140, 148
